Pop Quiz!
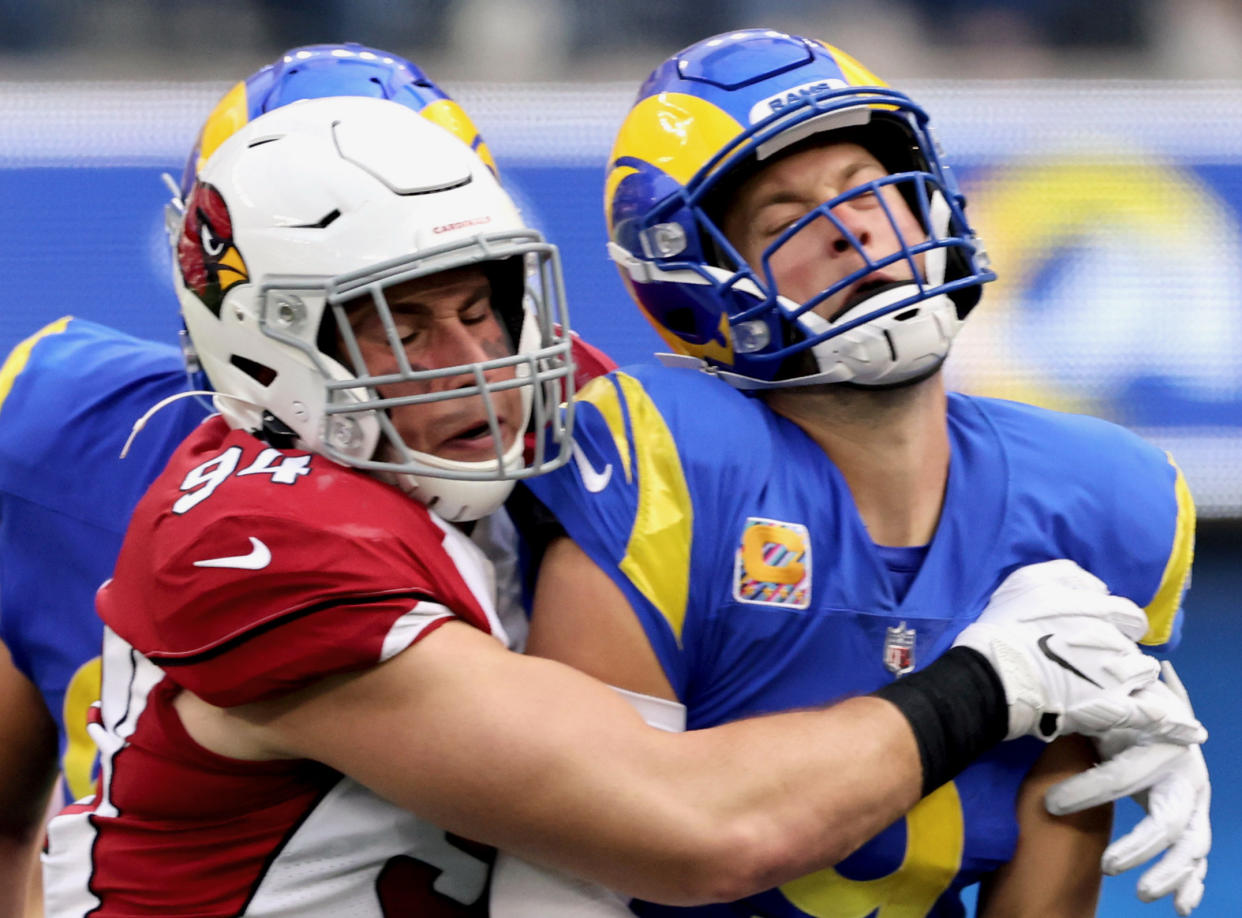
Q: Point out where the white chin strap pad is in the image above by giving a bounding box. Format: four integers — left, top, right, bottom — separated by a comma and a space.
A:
924, 190, 952, 287
802, 284, 962, 387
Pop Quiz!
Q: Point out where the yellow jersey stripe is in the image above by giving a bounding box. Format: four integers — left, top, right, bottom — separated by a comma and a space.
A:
616, 372, 693, 644
577, 373, 693, 643
0, 315, 73, 415
1142, 454, 1195, 646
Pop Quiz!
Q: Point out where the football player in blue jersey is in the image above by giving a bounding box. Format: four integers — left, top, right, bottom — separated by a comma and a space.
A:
3, 35, 1206, 918
0, 318, 208, 916
506, 28, 1211, 918
0, 41, 502, 917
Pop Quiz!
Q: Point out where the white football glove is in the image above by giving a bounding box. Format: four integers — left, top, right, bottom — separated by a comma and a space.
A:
1046, 661, 1210, 916
952, 560, 1206, 745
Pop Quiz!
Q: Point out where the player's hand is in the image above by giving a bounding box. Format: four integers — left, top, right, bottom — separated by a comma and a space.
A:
951, 560, 1206, 744
1046, 661, 1209, 916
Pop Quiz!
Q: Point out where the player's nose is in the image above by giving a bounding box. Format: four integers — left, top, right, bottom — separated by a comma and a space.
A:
423, 321, 494, 387
825, 203, 873, 256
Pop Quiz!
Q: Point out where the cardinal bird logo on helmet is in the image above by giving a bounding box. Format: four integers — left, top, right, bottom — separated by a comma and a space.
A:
178, 182, 249, 316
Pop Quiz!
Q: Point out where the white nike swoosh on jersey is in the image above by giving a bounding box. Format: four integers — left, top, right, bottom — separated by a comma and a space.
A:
192, 536, 272, 570
571, 441, 613, 493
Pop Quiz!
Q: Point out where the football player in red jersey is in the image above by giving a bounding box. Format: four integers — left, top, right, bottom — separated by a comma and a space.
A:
0, 41, 540, 918
40, 93, 1203, 917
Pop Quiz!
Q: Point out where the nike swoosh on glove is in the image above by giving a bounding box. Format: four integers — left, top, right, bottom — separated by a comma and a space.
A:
951, 560, 1206, 745
1046, 661, 1210, 916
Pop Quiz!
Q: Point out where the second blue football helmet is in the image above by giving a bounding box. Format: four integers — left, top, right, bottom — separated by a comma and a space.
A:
178, 42, 496, 201
606, 29, 995, 388
166, 42, 500, 402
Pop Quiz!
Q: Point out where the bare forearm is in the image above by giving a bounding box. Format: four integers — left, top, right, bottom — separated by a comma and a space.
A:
242, 625, 924, 903
604, 695, 923, 900
455, 696, 921, 902
978, 736, 1110, 918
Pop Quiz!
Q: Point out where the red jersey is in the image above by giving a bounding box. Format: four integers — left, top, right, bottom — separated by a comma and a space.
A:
44, 417, 506, 916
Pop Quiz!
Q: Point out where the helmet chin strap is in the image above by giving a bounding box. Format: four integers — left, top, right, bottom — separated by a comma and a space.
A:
655, 284, 959, 391
393, 474, 518, 523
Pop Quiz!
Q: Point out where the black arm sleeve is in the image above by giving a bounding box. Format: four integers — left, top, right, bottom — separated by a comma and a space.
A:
872, 646, 1010, 796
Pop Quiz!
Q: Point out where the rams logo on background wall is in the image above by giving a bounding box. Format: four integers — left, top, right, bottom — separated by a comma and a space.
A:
951, 147, 1242, 422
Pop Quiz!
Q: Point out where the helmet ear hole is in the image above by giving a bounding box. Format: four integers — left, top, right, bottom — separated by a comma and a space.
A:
229, 354, 277, 387
664, 307, 700, 336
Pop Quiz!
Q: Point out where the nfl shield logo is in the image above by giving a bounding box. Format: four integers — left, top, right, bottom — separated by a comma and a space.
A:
884, 621, 916, 676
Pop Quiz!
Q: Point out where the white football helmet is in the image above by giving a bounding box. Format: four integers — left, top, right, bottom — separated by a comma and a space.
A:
173, 95, 575, 521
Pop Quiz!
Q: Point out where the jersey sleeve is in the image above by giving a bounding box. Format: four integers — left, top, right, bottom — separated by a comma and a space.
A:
526, 371, 698, 696
1137, 452, 1195, 650
0, 316, 209, 529
984, 398, 1195, 652
102, 511, 458, 707
1067, 432, 1193, 651
99, 427, 495, 708
0, 316, 208, 690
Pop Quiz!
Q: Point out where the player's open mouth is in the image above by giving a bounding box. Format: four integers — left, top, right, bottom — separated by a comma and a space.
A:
830, 277, 909, 320
439, 418, 511, 458
452, 421, 494, 442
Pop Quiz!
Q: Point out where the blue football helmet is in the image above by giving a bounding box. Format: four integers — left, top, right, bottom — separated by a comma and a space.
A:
606, 29, 995, 388
177, 41, 496, 203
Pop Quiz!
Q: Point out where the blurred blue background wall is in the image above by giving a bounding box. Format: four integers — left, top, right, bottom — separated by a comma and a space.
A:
1, 2, 1239, 913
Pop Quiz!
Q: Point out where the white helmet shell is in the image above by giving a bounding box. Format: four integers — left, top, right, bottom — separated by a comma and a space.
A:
174, 96, 575, 520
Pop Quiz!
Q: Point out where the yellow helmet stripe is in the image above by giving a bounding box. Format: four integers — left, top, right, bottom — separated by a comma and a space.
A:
609, 91, 744, 188
420, 98, 499, 177
194, 80, 250, 182
603, 164, 638, 234
815, 40, 890, 88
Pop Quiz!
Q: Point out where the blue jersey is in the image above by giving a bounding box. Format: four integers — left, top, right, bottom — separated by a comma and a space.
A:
0, 317, 209, 801
526, 364, 1193, 917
